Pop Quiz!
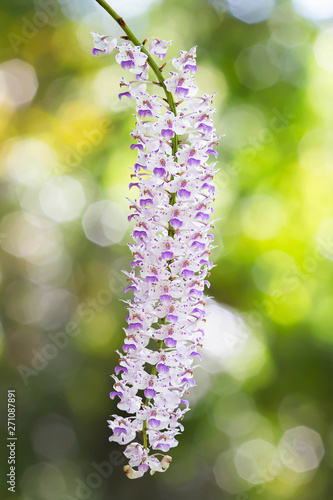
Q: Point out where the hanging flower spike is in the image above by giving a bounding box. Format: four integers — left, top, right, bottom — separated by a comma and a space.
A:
91, 0, 219, 478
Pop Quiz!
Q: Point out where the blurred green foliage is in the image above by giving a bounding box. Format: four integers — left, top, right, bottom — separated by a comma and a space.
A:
1, 1, 333, 499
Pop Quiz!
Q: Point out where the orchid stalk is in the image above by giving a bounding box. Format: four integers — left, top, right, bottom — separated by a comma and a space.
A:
92, 0, 219, 478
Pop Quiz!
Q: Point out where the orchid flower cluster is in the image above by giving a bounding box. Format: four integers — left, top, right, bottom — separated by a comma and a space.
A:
91, 28, 218, 479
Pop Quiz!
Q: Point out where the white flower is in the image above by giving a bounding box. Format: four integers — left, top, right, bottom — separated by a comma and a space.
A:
91, 31, 117, 56
148, 38, 172, 60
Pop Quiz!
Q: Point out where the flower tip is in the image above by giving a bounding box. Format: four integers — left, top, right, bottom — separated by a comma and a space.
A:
161, 455, 172, 471
123, 465, 134, 478
123, 465, 141, 479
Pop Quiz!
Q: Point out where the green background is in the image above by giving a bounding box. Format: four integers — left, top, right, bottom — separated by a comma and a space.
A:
1, 0, 333, 499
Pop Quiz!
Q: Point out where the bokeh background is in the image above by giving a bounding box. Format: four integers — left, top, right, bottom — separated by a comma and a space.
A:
1, 0, 333, 499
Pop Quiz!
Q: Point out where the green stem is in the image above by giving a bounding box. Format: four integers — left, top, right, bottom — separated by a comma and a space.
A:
95, 0, 178, 154
95, 0, 180, 450
141, 336, 163, 449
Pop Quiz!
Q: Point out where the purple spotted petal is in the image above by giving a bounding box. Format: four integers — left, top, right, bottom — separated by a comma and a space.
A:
187, 158, 200, 166
138, 109, 153, 118
153, 167, 166, 177
164, 337, 177, 347
197, 123, 213, 133
207, 148, 218, 158
192, 307, 205, 317
148, 418, 161, 428
110, 391, 122, 399
157, 363, 169, 374
128, 323, 143, 330
178, 189, 191, 199
134, 162, 146, 170
184, 63, 198, 73
138, 463, 149, 472
92, 48, 104, 56
133, 230, 148, 238
170, 218, 183, 229
191, 241, 206, 251
121, 60, 135, 70
130, 143, 144, 151
144, 388, 156, 398
155, 442, 170, 452
112, 427, 127, 436
114, 366, 127, 375
160, 294, 171, 302
161, 251, 173, 259
201, 182, 215, 194
176, 86, 189, 97
161, 129, 174, 139
195, 212, 210, 221
123, 343, 137, 353
182, 269, 194, 278
130, 260, 142, 268
166, 314, 178, 323
145, 276, 158, 283
119, 92, 132, 99
140, 198, 154, 207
